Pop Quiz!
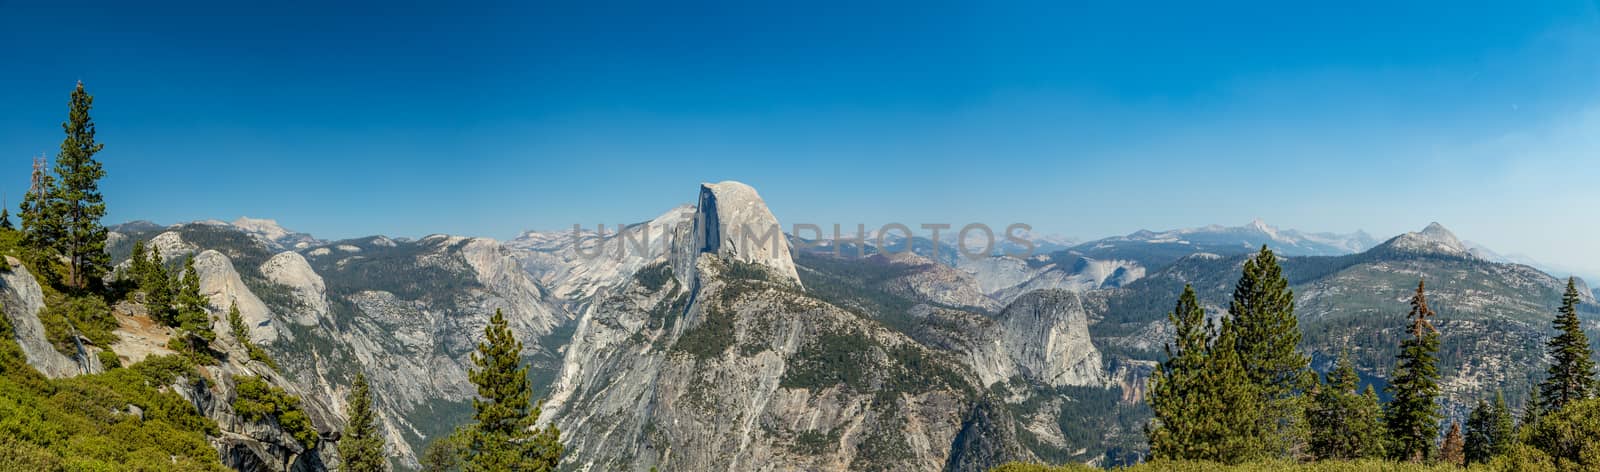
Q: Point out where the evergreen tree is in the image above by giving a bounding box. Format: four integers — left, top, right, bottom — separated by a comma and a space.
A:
1386, 279, 1443, 462
48, 81, 110, 289
1148, 285, 1214, 460
1465, 391, 1516, 464
19, 162, 59, 253
1223, 245, 1312, 456
228, 302, 249, 345
1439, 422, 1465, 466
340, 373, 387, 472
170, 255, 214, 351
1538, 278, 1596, 412
1202, 319, 1270, 464
0, 208, 13, 231
143, 246, 173, 324
1308, 352, 1386, 460
464, 309, 561, 471
128, 240, 149, 285
421, 432, 465, 472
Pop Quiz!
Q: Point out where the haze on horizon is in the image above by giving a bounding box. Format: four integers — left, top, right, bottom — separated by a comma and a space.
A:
3, 2, 1599, 278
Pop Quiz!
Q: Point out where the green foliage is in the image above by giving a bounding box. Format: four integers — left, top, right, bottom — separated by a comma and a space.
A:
226, 302, 277, 369
1519, 397, 1600, 467
633, 261, 674, 292
95, 350, 120, 369
142, 246, 173, 324
671, 303, 736, 360
231, 375, 318, 449
1148, 285, 1228, 461
167, 256, 216, 361
38, 291, 116, 356
1221, 245, 1312, 456
420, 428, 467, 472
1308, 353, 1386, 460
44, 82, 111, 289
340, 373, 387, 472
0, 339, 225, 471
463, 309, 562, 472
1536, 278, 1596, 412
1385, 280, 1443, 462
1464, 392, 1514, 464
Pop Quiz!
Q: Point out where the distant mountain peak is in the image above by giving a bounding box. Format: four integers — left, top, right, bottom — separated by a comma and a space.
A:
1380, 222, 1471, 257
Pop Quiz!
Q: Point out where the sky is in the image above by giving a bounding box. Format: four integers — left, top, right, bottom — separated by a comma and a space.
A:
3, 1, 1600, 276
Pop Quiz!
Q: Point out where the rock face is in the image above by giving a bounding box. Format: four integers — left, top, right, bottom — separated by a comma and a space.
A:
513, 205, 695, 302
992, 290, 1106, 388
0, 261, 85, 378
540, 182, 1033, 471
195, 249, 281, 344
259, 251, 329, 327
673, 181, 801, 287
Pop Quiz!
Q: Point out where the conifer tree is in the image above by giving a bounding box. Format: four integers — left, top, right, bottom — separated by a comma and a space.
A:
1202, 319, 1270, 464
1308, 352, 1386, 460
128, 240, 149, 285
464, 309, 561, 471
0, 208, 13, 231
49, 82, 110, 289
1538, 278, 1596, 412
1148, 285, 1213, 460
19, 162, 59, 252
1439, 422, 1465, 466
1465, 391, 1515, 464
1386, 279, 1443, 462
171, 255, 214, 350
143, 246, 173, 324
1223, 245, 1312, 455
340, 373, 388, 472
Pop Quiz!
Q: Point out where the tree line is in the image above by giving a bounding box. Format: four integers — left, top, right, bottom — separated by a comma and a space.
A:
6, 83, 563, 471
1147, 245, 1598, 468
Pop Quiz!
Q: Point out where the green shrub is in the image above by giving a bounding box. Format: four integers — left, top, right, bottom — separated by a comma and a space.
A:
231, 375, 318, 448
39, 293, 117, 356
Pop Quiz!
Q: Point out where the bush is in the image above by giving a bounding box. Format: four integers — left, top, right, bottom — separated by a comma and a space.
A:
39, 293, 117, 356
231, 375, 318, 448
1520, 398, 1600, 468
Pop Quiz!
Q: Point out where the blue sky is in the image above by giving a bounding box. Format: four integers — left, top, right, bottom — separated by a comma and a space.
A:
3, 1, 1600, 275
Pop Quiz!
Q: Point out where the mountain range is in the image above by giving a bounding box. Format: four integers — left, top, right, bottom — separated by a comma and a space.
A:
5, 180, 1597, 470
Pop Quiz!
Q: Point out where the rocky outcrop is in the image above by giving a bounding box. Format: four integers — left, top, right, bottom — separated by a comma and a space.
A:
513, 205, 695, 302
260, 251, 329, 327
672, 181, 801, 287
194, 250, 281, 344
0, 260, 85, 378
877, 253, 1003, 313
993, 290, 1106, 388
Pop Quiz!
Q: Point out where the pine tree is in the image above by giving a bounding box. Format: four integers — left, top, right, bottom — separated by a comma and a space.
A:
1465, 391, 1516, 464
19, 161, 59, 253
1538, 278, 1596, 412
48, 82, 110, 289
1202, 319, 1270, 464
1223, 245, 1312, 456
0, 208, 13, 231
1386, 279, 1443, 462
128, 240, 149, 285
1148, 285, 1214, 460
340, 373, 388, 472
1439, 422, 1465, 466
464, 309, 561, 471
143, 246, 173, 324
1308, 352, 1386, 460
171, 255, 214, 352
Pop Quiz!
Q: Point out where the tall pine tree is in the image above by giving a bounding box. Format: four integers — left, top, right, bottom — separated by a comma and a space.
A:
0, 208, 13, 231
1148, 285, 1215, 460
1223, 245, 1312, 456
1385, 279, 1443, 463
1308, 352, 1386, 460
1464, 391, 1515, 464
340, 373, 387, 472
170, 255, 214, 353
464, 309, 561, 471
1537, 277, 1596, 412
49, 81, 110, 289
